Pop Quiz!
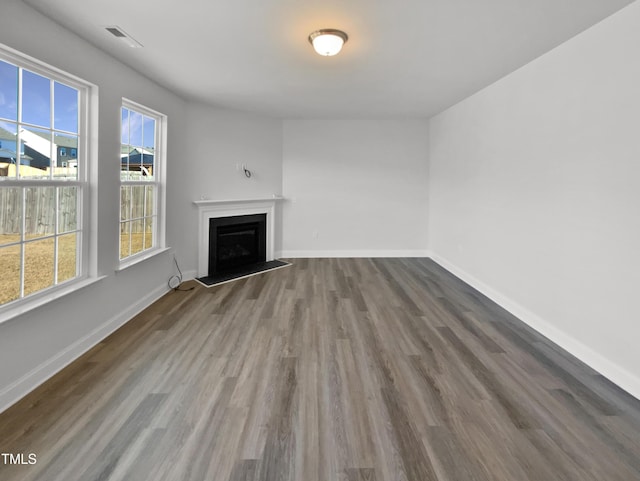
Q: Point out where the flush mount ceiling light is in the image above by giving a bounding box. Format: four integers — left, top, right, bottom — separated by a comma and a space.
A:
308, 29, 348, 56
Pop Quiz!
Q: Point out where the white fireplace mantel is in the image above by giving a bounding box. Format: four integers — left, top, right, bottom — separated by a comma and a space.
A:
193, 196, 284, 277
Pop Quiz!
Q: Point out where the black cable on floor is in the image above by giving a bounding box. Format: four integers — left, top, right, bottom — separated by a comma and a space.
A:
168, 255, 194, 291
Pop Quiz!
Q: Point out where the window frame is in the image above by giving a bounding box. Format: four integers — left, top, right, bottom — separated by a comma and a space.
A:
118, 98, 167, 268
0, 43, 98, 322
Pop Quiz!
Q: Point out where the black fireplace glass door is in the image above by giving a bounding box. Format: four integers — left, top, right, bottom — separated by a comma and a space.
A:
209, 214, 266, 276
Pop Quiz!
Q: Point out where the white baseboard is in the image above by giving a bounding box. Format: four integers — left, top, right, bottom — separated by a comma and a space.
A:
430, 253, 640, 401
279, 250, 431, 258
181, 269, 197, 281
0, 283, 171, 414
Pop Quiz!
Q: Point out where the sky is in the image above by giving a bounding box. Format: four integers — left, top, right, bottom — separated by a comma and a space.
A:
0, 59, 78, 134
121, 107, 155, 149
1, 58, 155, 153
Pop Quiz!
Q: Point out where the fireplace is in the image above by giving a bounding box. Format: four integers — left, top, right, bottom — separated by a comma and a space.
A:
209, 214, 266, 277
194, 197, 287, 285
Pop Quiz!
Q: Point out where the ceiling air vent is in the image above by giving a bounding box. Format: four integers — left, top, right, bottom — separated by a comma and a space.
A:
105, 26, 143, 48
106, 27, 126, 38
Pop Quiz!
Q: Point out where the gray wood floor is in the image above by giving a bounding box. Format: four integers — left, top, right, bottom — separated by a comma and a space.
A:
1, 258, 639, 481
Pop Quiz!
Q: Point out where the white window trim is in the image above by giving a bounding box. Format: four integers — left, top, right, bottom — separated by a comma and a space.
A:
0, 43, 99, 322
118, 98, 167, 269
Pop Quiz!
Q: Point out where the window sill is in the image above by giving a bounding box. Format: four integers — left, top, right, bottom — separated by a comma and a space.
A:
116, 247, 171, 272
0, 275, 108, 325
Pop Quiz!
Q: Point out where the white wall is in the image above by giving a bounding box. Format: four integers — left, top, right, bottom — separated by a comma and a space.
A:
0, 0, 187, 411
428, 2, 640, 398
171, 103, 284, 269
282, 120, 429, 257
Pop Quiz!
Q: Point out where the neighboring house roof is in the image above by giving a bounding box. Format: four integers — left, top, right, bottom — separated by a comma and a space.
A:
19, 129, 51, 159
0, 149, 33, 161
52, 135, 78, 148
0, 126, 16, 141
121, 147, 155, 167
121, 146, 154, 156
29, 130, 78, 148
0, 127, 31, 160
0, 127, 76, 147
0, 148, 16, 158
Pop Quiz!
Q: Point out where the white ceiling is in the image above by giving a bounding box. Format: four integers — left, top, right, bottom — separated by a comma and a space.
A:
24, 0, 634, 118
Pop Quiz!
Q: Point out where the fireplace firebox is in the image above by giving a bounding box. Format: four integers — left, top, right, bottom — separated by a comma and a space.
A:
208, 214, 266, 277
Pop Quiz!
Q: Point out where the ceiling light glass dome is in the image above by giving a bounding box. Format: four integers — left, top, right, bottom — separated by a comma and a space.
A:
308, 29, 348, 56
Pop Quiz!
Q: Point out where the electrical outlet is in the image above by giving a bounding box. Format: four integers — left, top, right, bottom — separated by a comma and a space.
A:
312, 230, 319, 239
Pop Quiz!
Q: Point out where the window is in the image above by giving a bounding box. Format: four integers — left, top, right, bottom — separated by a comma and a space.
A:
0, 45, 93, 309
119, 100, 165, 262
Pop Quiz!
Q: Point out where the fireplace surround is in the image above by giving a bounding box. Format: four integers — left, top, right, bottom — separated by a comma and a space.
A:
193, 197, 284, 280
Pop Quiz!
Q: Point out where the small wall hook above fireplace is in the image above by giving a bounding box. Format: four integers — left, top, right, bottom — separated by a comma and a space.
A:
242, 164, 252, 178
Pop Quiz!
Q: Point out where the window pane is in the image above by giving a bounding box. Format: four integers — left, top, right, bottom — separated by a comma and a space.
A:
57, 232, 77, 283
142, 149, 154, 180
143, 116, 155, 148
131, 185, 144, 219
53, 133, 78, 180
0, 187, 22, 245
53, 82, 78, 133
24, 237, 54, 296
131, 219, 144, 255
121, 107, 129, 144
120, 185, 130, 221
120, 147, 130, 181
58, 186, 77, 233
20, 125, 52, 178
120, 221, 130, 259
0, 121, 18, 178
0, 60, 18, 121
25, 186, 55, 239
128, 148, 143, 179
0, 244, 21, 304
22, 70, 51, 128
145, 185, 154, 216
144, 217, 153, 250
129, 110, 143, 147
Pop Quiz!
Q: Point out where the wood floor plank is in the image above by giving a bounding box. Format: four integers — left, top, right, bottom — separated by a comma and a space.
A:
1, 258, 639, 481
422, 425, 489, 481
258, 356, 298, 481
